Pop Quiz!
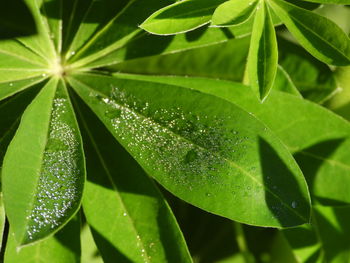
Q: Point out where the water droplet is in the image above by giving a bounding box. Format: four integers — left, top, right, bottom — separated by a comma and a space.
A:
292, 201, 297, 208
70, 51, 75, 55
26, 97, 82, 240
184, 149, 197, 163
42, 73, 47, 77
123, 212, 127, 216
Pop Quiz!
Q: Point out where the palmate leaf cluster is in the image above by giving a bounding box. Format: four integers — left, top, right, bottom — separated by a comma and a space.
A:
0, 0, 349, 262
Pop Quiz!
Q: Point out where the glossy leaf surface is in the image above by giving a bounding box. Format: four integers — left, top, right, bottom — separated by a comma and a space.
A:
120, 75, 350, 205
268, 0, 350, 66
74, 96, 192, 262
2, 79, 85, 245
69, 73, 311, 228
247, 2, 278, 101
211, 0, 258, 27
140, 0, 226, 35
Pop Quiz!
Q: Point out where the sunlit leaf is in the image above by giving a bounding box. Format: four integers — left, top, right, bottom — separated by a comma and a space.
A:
69, 73, 311, 228
2, 79, 85, 245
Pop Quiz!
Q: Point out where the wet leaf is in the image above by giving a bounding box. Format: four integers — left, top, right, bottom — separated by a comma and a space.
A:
2, 79, 85, 245
68, 73, 311, 228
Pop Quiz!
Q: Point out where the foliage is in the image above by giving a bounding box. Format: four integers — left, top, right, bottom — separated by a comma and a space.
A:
0, 0, 350, 262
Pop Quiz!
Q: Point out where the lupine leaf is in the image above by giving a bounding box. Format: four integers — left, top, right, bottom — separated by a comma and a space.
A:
247, 1, 278, 101
140, 0, 226, 35
211, 0, 258, 27
68, 73, 311, 228
119, 75, 350, 205
2, 79, 85, 245
268, 0, 350, 66
73, 95, 192, 263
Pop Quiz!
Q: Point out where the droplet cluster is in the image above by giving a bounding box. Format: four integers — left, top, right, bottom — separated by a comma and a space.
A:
26, 98, 81, 240
96, 85, 253, 193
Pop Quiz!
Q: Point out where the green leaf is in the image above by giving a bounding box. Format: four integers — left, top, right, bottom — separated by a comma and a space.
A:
0, 84, 42, 170
16, 0, 56, 62
268, 0, 350, 66
247, 1, 278, 101
69, 73, 311, 228
67, 0, 174, 67
110, 37, 250, 82
81, 26, 244, 69
278, 37, 338, 103
5, 216, 81, 262
64, 0, 131, 60
140, 0, 226, 35
81, 224, 104, 263
274, 65, 302, 98
0, 193, 5, 252
0, 76, 46, 102
73, 95, 192, 263
284, 205, 350, 263
326, 66, 350, 119
2, 79, 85, 245
211, 0, 258, 27
124, 75, 350, 205
40, 0, 63, 53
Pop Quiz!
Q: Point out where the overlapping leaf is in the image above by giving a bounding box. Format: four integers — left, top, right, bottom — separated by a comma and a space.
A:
114, 74, 350, 205
140, 0, 226, 35
68, 73, 311, 228
74, 96, 192, 262
211, 0, 258, 27
268, 0, 350, 66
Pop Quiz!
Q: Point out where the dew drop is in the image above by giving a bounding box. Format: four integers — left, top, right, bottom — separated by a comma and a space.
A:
123, 212, 127, 216
291, 201, 297, 208
9, 83, 13, 87
70, 51, 75, 55
184, 149, 197, 164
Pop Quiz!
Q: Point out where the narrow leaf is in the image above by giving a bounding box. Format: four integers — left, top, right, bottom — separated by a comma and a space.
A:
67, 0, 173, 67
0, 76, 46, 102
268, 0, 350, 66
74, 95, 192, 263
2, 79, 85, 245
69, 73, 311, 228
247, 1, 278, 101
140, 0, 226, 35
211, 0, 258, 27
16, 0, 56, 62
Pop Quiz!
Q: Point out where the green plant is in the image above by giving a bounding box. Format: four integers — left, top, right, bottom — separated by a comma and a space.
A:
0, 0, 350, 262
